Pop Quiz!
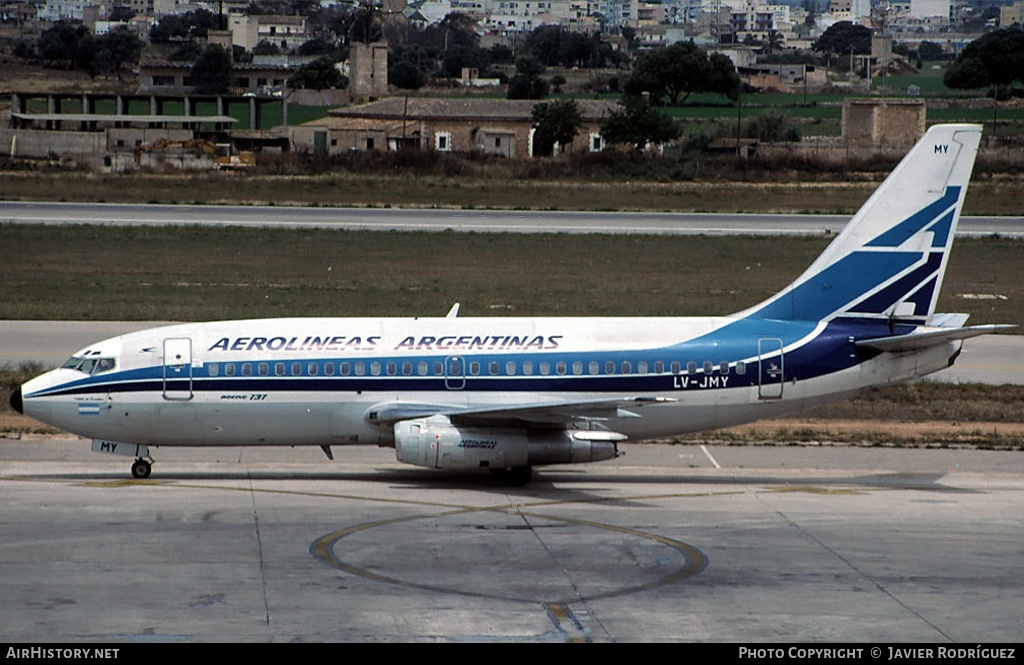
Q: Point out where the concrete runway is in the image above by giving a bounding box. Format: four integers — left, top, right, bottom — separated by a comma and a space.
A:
2, 200, 1022, 237
0, 438, 1021, 642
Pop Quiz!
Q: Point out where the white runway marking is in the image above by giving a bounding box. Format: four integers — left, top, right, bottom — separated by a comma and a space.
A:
700, 444, 721, 469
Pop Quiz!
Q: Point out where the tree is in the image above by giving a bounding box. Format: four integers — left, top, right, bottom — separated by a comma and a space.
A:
507, 55, 549, 99
288, 57, 348, 89
95, 27, 143, 81
600, 96, 681, 151
531, 99, 584, 156
812, 21, 871, 57
38, 23, 88, 70
191, 44, 232, 94
917, 41, 946, 62
150, 8, 218, 43
388, 43, 436, 90
944, 27, 1024, 91
762, 30, 785, 55
626, 42, 738, 105
109, 6, 136, 22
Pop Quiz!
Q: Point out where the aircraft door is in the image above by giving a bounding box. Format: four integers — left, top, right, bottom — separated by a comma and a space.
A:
444, 355, 465, 390
757, 338, 784, 400
163, 337, 194, 400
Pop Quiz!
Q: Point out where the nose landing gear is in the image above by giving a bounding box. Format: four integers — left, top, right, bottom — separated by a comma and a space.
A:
131, 457, 153, 479
90, 440, 154, 479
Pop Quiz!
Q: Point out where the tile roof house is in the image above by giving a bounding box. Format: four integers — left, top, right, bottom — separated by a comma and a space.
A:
292, 97, 619, 157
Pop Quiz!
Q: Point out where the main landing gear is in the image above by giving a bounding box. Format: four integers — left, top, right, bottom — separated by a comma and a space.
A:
131, 457, 153, 479
491, 466, 533, 487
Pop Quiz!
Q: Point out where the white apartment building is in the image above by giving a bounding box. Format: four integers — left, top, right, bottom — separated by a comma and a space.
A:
230, 13, 309, 51
41, 0, 88, 21
729, 0, 791, 39
909, 0, 950, 22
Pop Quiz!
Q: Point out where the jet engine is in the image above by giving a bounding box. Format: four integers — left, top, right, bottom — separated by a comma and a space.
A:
393, 416, 620, 470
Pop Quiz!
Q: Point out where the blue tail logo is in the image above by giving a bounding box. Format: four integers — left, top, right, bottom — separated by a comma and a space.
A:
738, 125, 982, 325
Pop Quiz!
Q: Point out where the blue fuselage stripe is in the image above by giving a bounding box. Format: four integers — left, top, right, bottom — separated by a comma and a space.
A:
28, 320, 901, 400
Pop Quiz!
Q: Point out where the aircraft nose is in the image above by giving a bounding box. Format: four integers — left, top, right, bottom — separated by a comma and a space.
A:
10, 386, 23, 414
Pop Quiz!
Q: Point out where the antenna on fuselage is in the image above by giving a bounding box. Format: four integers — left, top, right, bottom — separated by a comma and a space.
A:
446, 303, 460, 318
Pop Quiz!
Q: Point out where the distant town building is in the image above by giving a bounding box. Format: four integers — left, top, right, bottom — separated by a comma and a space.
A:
1000, 0, 1023, 26
292, 98, 618, 157
843, 98, 926, 152
909, 0, 951, 23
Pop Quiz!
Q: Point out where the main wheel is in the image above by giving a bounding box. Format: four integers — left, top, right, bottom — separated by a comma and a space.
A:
131, 459, 152, 479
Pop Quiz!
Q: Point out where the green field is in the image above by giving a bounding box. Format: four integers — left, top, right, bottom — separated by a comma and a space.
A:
2, 224, 1021, 326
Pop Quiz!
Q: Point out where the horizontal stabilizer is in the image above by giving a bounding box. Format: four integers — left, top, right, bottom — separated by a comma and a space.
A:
927, 313, 971, 328
855, 324, 1015, 352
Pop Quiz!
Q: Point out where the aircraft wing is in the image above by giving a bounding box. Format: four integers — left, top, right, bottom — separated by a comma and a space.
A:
854, 324, 1015, 352
368, 396, 676, 429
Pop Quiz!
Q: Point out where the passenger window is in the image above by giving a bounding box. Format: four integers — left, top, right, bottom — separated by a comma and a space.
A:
470, 361, 480, 376
275, 363, 285, 376
225, 364, 236, 377
325, 362, 335, 376
506, 361, 516, 375
386, 362, 396, 376
402, 362, 413, 376
418, 361, 428, 376
433, 362, 443, 375
671, 361, 681, 374
523, 361, 534, 375
242, 363, 252, 376
719, 362, 729, 375
489, 362, 499, 375
687, 361, 697, 374
555, 361, 566, 375
736, 361, 746, 375
371, 362, 381, 376
654, 361, 664, 374
622, 361, 631, 374
703, 361, 713, 374
539, 361, 550, 375
208, 363, 219, 377
258, 363, 269, 376
573, 361, 583, 375
309, 363, 319, 376
589, 361, 599, 375
605, 361, 615, 374
638, 361, 648, 374
292, 362, 301, 376
355, 362, 365, 376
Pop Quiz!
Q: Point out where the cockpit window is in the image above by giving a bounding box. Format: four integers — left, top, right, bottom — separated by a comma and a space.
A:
61, 356, 116, 375
61, 356, 83, 370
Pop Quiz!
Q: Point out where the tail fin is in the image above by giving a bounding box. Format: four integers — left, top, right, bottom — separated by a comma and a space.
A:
740, 124, 982, 324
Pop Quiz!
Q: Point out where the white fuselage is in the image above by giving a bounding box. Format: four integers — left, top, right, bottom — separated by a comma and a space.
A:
19, 316, 959, 450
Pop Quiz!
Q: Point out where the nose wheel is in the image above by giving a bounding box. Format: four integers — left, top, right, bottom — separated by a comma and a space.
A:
131, 458, 152, 479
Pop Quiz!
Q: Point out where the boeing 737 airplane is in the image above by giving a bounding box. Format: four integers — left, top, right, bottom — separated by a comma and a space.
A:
10, 124, 1011, 484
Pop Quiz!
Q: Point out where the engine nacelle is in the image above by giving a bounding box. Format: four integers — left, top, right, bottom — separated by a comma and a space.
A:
394, 416, 529, 470
527, 431, 621, 465
394, 416, 623, 470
